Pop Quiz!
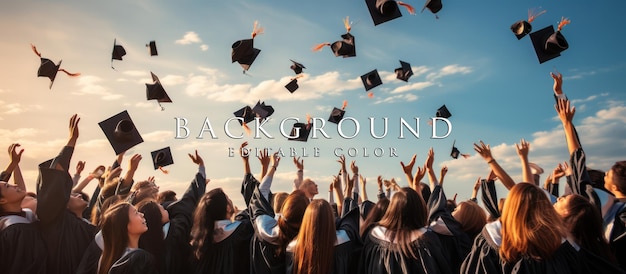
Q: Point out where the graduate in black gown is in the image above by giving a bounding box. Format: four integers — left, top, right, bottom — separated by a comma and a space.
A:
36, 114, 98, 274
359, 185, 453, 274
98, 202, 157, 274
136, 149, 207, 274
0, 144, 48, 274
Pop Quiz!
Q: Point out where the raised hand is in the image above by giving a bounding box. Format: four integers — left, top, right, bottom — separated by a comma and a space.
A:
68, 114, 80, 147
550, 71, 563, 96
128, 154, 142, 170
400, 154, 416, 175
473, 141, 494, 163
440, 166, 448, 184
413, 165, 426, 187
188, 150, 204, 166
270, 152, 281, 169
8, 143, 24, 164
555, 99, 576, 124
76, 161, 85, 175
425, 147, 434, 170
240, 142, 249, 160
293, 156, 304, 170
258, 148, 270, 167
337, 155, 347, 172
104, 166, 122, 186
515, 138, 531, 159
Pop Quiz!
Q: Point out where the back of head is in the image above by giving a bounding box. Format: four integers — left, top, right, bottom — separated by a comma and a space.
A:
99, 202, 131, 274
500, 183, 564, 262
136, 199, 165, 272
93, 195, 123, 227
378, 187, 428, 259
419, 182, 431, 202
294, 199, 336, 274
360, 197, 390, 237
272, 192, 289, 214
190, 188, 228, 259
276, 190, 310, 256
156, 190, 177, 204
453, 201, 487, 239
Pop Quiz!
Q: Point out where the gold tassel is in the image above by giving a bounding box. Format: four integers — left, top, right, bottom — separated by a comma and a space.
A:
243, 123, 251, 135
342, 100, 348, 110
312, 42, 330, 52
158, 166, 169, 174
58, 69, 81, 77
557, 17, 570, 32
343, 16, 352, 33
252, 20, 264, 38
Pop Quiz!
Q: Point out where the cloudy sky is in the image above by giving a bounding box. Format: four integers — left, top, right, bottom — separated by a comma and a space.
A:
1, 1, 625, 207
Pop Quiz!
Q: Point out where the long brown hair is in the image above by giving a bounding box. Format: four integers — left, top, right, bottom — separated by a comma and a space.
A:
377, 187, 428, 259
453, 201, 487, 239
190, 188, 228, 260
293, 199, 336, 274
136, 199, 165, 272
360, 197, 390, 237
500, 183, 565, 262
276, 190, 309, 256
98, 202, 132, 274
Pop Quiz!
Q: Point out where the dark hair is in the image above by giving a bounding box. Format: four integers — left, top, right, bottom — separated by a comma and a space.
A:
360, 198, 390, 237
293, 199, 336, 274
561, 194, 616, 263
587, 168, 605, 188
92, 195, 123, 228
190, 188, 229, 260
98, 202, 132, 274
420, 182, 431, 203
445, 199, 457, 213
611, 161, 626, 194
276, 190, 310, 256
136, 199, 165, 273
156, 190, 177, 204
378, 187, 428, 259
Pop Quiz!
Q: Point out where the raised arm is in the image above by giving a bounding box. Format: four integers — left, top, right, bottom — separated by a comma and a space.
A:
425, 147, 439, 189
550, 71, 567, 101
72, 161, 85, 187
360, 175, 368, 202
73, 165, 105, 194
259, 152, 280, 201
121, 154, 141, 189
481, 169, 501, 220
240, 142, 251, 175
439, 166, 448, 186
293, 156, 304, 190
331, 175, 343, 217
0, 143, 24, 182
400, 154, 417, 189
474, 141, 516, 190
412, 165, 427, 194
556, 99, 580, 156
257, 147, 270, 180
470, 177, 481, 202
515, 139, 534, 184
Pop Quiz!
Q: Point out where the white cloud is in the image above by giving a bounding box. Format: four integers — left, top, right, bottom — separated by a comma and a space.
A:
123, 70, 146, 77
175, 31, 202, 45
2, 103, 43, 115
391, 82, 434, 94
142, 130, 174, 142
73, 75, 123, 100
200, 44, 209, 51
373, 93, 418, 104
426, 64, 473, 81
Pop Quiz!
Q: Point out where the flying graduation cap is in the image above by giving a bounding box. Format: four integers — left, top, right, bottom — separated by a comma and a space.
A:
111, 39, 126, 70
395, 60, 413, 82
365, 0, 416, 26
312, 16, 356, 58
98, 110, 144, 155
31, 44, 81, 89
511, 8, 546, 40
450, 140, 470, 159
146, 41, 158, 56
436, 104, 451, 119
361, 69, 382, 98
290, 59, 306, 74
530, 17, 570, 64
151, 147, 173, 174
288, 114, 312, 142
233, 100, 274, 135
328, 100, 348, 124
145, 72, 172, 110
231, 21, 264, 73
285, 74, 304, 93
421, 0, 442, 18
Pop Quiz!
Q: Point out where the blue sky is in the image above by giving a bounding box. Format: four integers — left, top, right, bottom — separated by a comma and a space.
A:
1, 0, 625, 207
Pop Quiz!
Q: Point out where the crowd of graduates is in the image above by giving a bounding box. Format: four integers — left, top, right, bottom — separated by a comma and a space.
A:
1, 75, 625, 274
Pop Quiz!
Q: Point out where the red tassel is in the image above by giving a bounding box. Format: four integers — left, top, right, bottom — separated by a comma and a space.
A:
557, 17, 570, 31
158, 166, 169, 174
527, 7, 546, 23
243, 123, 251, 135
58, 69, 81, 77
461, 154, 471, 159
341, 100, 348, 110
251, 20, 264, 39
312, 43, 330, 52
343, 16, 352, 33
31, 43, 41, 57
397, 1, 416, 15
306, 113, 311, 125
367, 92, 374, 98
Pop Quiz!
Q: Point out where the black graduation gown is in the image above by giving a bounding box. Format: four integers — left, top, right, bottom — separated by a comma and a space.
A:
427, 185, 473, 273
190, 211, 254, 274
37, 146, 98, 274
285, 203, 362, 274
108, 248, 158, 274
359, 226, 453, 274
460, 222, 584, 274
159, 171, 206, 274
75, 236, 102, 274
0, 212, 48, 274
249, 181, 285, 274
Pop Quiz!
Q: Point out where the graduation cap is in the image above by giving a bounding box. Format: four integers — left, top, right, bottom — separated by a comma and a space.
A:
529, 18, 570, 64
252, 100, 274, 122
395, 60, 413, 82
111, 39, 126, 70
421, 0, 442, 18
511, 8, 547, 40
145, 71, 172, 110
436, 104, 451, 119
98, 110, 144, 155
365, 0, 416, 26
361, 69, 382, 97
450, 140, 469, 159
328, 100, 348, 124
31, 44, 80, 89
233, 106, 255, 126
231, 21, 264, 73
151, 147, 173, 173
290, 59, 306, 74
288, 122, 312, 142
285, 78, 299, 93
146, 41, 158, 56
312, 17, 356, 58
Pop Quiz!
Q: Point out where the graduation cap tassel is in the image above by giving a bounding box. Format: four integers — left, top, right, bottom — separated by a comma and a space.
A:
342, 100, 348, 110
306, 113, 312, 130
242, 123, 252, 136
527, 7, 546, 23
557, 17, 570, 31
158, 102, 164, 111
251, 20, 264, 39
397, 1, 416, 15
367, 92, 374, 98
30, 43, 42, 57
343, 16, 352, 33
312, 43, 331, 52
158, 166, 169, 174
58, 69, 81, 77
461, 154, 471, 159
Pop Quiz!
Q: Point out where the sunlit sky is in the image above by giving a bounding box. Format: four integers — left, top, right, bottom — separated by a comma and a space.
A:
1, 1, 625, 207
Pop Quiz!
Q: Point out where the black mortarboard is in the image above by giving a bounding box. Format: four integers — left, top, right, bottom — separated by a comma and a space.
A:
511, 20, 532, 40
252, 100, 274, 121
111, 39, 126, 69
395, 60, 413, 82
331, 33, 356, 58
146, 41, 158, 56
37, 58, 62, 89
151, 147, 173, 170
288, 122, 311, 142
231, 39, 261, 72
436, 104, 451, 118
98, 110, 144, 155
290, 59, 306, 74
530, 25, 569, 64
328, 107, 345, 124
285, 78, 299, 93
361, 69, 383, 91
450, 140, 460, 159
366, 0, 402, 26
233, 106, 255, 125
422, 0, 442, 15
146, 72, 172, 110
